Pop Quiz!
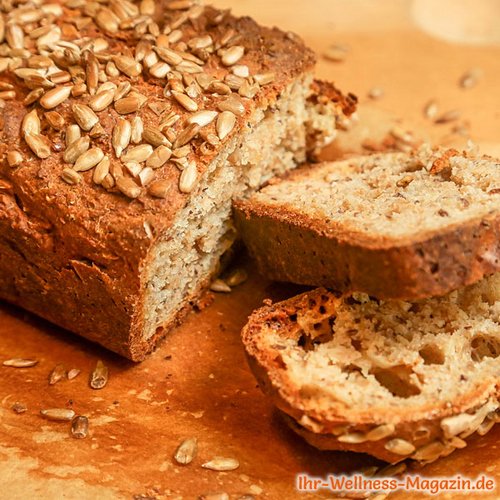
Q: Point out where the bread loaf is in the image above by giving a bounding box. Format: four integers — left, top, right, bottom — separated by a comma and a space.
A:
0, 0, 355, 360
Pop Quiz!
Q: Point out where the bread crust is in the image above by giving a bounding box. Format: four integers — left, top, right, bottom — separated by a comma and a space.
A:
241, 288, 500, 463
234, 158, 500, 300
0, 2, 352, 360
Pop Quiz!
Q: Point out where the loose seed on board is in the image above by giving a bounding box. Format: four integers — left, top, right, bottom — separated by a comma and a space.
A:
89, 360, 108, 389
434, 109, 461, 124
323, 44, 348, 62
3, 358, 38, 368
210, 279, 231, 293
74, 147, 105, 172
202, 457, 240, 472
225, 268, 248, 287
459, 68, 482, 89
41, 408, 76, 422
216, 111, 236, 140
423, 100, 438, 120
71, 415, 89, 439
178, 161, 198, 193
368, 87, 384, 100
174, 437, 198, 464
49, 364, 66, 385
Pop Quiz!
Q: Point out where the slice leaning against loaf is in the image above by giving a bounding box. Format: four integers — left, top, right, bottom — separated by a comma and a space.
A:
0, 1, 355, 361
241, 273, 500, 464
234, 147, 500, 300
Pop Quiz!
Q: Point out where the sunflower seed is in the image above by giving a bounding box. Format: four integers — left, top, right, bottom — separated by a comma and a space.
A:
167, 0, 194, 9
460, 68, 482, 89
7, 151, 23, 167
368, 87, 384, 99
221, 45, 244, 66
39, 85, 72, 109
121, 144, 153, 163
123, 161, 142, 177
112, 119, 132, 158
49, 364, 66, 385
64, 136, 90, 164
174, 437, 198, 464
253, 73, 275, 86
216, 111, 236, 140
238, 81, 259, 99
412, 441, 446, 461
202, 457, 239, 472
89, 89, 115, 112
25, 133, 51, 159
73, 147, 104, 172
67, 368, 81, 380
71, 83, 87, 97
225, 268, 248, 287
174, 123, 200, 148
210, 279, 231, 293
21, 109, 41, 136
146, 145, 172, 169
423, 100, 438, 119
12, 402, 27, 414
199, 493, 229, 500
95, 8, 120, 33
149, 61, 171, 78
66, 124, 82, 147
232, 65, 249, 78
89, 360, 108, 389
384, 438, 416, 455
390, 126, 414, 145
116, 176, 142, 199
154, 46, 183, 65
72, 104, 99, 130
217, 96, 245, 116
86, 51, 99, 95
434, 109, 461, 124
209, 81, 231, 95
23, 87, 44, 105
6, 23, 24, 50
71, 415, 89, 439
114, 81, 132, 101
41, 408, 76, 422
0, 90, 15, 100
188, 110, 218, 127
172, 91, 198, 112
142, 127, 170, 147
3, 358, 38, 368
338, 432, 367, 443
323, 44, 348, 62
137, 167, 155, 186
365, 423, 395, 441
61, 168, 82, 185
92, 156, 110, 185
114, 96, 141, 114
131, 116, 144, 144
115, 55, 142, 77
45, 111, 65, 130
173, 145, 191, 158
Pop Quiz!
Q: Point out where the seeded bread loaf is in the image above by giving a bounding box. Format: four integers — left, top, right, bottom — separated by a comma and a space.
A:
0, 0, 355, 360
234, 148, 500, 300
242, 274, 500, 464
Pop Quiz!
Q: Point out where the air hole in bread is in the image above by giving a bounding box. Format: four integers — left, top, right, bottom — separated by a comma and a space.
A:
419, 344, 445, 365
371, 365, 422, 398
470, 335, 500, 362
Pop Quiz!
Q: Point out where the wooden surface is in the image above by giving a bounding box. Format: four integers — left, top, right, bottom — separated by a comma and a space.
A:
1, 1, 500, 499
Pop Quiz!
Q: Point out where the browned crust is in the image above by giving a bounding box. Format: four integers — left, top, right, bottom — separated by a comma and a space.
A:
233, 194, 500, 300
241, 288, 499, 463
308, 79, 358, 117
0, 2, 344, 360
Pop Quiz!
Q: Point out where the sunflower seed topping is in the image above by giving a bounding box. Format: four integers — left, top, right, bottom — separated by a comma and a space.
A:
172, 90, 198, 112
210, 279, 231, 293
216, 111, 236, 140
189, 110, 218, 127
7, 151, 23, 167
25, 133, 51, 159
61, 168, 82, 185
41, 408, 76, 422
174, 437, 198, 464
64, 136, 91, 164
21, 109, 41, 136
146, 145, 172, 169
202, 457, 240, 472
121, 144, 153, 163
116, 176, 142, 199
74, 147, 105, 172
221, 45, 244, 66
89, 89, 115, 112
178, 161, 198, 193
89, 359, 108, 389
112, 119, 132, 158
384, 438, 416, 455
71, 415, 89, 439
3, 358, 38, 368
39, 85, 72, 109
72, 104, 99, 131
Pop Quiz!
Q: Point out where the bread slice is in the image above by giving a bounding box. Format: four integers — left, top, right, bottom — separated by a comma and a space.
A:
234, 148, 500, 300
242, 273, 500, 464
0, 2, 355, 360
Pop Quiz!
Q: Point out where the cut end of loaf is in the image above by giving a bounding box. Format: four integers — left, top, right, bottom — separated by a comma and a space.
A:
242, 273, 500, 462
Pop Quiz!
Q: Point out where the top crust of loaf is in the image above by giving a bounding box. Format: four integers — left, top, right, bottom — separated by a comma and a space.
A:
0, 1, 353, 358
234, 148, 500, 299
242, 275, 500, 462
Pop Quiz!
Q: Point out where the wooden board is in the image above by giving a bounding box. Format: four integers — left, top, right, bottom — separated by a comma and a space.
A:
1, 1, 499, 498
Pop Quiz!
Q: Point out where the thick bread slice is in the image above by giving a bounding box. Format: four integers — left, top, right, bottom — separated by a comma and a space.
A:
234, 148, 500, 300
0, 1, 355, 361
241, 273, 500, 463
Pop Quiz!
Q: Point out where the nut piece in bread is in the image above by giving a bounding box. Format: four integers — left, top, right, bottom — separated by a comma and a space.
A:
0, 1, 354, 360
241, 273, 500, 463
234, 147, 500, 300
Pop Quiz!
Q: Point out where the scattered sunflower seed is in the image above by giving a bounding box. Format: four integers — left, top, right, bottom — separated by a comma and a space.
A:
3, 358, 38, 368
423, 100, 438, 120
434, 109, 461, 124
174, 437, 198, 464
202, 457, 240, 472
225, 268, 248, 287
12, 402, 27, 414
323, 44, 348, 62
368, 87, 384, 100
40, 408, 76, 422
49, 364, 66, 385
89, 360, 108, 390
71, 415, 89, 439
459, 68, 482, 89
67, 368, 81, 380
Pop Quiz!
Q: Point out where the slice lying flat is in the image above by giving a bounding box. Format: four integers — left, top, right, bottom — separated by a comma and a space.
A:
234, 148, 500, 300
241, 273, 500, 463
